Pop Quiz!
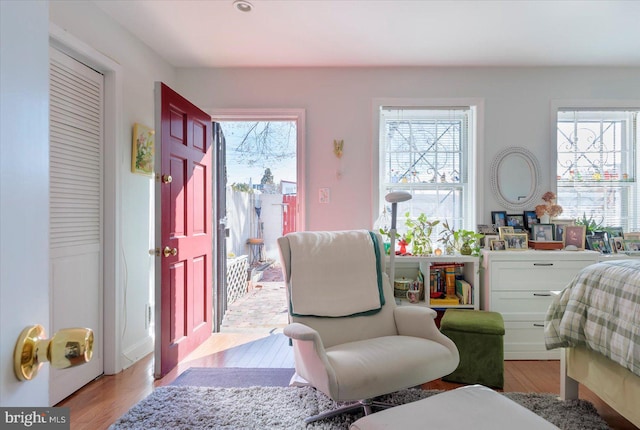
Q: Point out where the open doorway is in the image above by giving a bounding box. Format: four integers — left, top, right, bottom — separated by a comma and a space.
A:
212, 109, 305, 333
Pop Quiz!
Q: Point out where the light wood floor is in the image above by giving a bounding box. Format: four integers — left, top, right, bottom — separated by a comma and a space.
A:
58, 333, 637, 430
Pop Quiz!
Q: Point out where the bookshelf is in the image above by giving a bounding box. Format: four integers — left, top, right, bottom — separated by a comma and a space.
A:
390, 255, 480, 310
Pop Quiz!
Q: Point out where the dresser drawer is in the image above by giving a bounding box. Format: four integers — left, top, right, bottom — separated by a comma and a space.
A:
503, 321, 559, 360
490, 291, 555, 315
490, 260, 592, 291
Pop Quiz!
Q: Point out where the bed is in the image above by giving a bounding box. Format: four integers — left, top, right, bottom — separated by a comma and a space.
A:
545, 259, 640, 427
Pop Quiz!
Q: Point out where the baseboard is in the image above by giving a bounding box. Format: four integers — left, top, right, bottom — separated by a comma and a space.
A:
121, 335, 153, 370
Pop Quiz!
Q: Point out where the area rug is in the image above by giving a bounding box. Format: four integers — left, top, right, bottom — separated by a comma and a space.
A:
170, 367, 295, 388
110, 386, 610, 430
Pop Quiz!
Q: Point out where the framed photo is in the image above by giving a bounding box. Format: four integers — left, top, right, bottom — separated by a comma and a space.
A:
483, 234, 499, 249
131, 123, 155, 175
588, 231, 608, 250
623, 232, 640, 240
611, 237, 626, 252
553, 219, 574, 243
491, 211, 507, 227
491, 239, 506, 251
503, 233, 528, 250
532, 224, 554, 241
498, 226, 514, 239
506, 214, 525, 228
607, 227, 624, 238
586, 236, 611, 254
564, 225, 586, 250
477, 224, 497, 235
623, 239, 640, 252
523, 211, 538, 230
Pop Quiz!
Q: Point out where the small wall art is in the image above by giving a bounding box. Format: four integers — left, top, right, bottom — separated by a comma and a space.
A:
132, 123, 155, 175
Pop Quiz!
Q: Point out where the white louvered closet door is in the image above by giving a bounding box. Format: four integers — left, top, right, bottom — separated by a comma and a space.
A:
49, 47, 103, 405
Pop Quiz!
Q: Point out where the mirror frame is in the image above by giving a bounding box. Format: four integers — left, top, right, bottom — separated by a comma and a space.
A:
490, 146, 542, 211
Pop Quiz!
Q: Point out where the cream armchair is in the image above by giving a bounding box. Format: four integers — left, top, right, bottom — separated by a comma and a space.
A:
278, 230, 460, 424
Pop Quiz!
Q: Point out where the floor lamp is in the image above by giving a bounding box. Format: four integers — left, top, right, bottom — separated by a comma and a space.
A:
385, 191, 412, 286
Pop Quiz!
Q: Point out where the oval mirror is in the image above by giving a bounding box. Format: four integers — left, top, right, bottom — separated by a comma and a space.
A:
490, 147, 541, 211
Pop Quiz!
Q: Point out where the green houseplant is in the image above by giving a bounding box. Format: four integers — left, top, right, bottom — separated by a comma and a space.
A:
404, 212, 440, 256
437, 221, 484, 256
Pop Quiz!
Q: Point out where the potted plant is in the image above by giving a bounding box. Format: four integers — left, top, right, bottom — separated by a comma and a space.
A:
454, 229, 485, 256
437, 221, 484, 256
535, 191, 563, 224
575, 213, 603, 235
404, 212, 440, 256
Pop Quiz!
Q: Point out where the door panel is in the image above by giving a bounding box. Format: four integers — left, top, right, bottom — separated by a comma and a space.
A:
156, 82, 213, 377
170, 157, 187, 237
170, 260, 187, 342
49, 47, 103, 404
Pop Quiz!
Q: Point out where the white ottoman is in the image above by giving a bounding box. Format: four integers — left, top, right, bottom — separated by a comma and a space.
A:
350, 385, 559, 430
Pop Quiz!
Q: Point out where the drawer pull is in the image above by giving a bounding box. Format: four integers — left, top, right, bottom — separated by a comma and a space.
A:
533, 323, 545, 328
533, 293, 551, 297
533, 263, 554, 266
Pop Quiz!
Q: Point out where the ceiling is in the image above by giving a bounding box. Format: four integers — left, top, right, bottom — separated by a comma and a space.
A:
93, 0, 640, 68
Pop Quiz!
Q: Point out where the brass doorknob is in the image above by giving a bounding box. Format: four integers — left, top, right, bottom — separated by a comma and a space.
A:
163, 246, 177, 257
162, 175, 172, 184
14, 325, 94, 381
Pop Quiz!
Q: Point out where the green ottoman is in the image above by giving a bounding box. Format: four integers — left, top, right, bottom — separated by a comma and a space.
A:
440, 309, 505, 388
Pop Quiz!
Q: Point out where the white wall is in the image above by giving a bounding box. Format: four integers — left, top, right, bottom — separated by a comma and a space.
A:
0, 0, 50, 405
49, 1, 176, 370
176, 67, 640, 231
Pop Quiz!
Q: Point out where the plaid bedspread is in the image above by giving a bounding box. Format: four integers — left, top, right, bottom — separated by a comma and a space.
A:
545, 259, 640, 376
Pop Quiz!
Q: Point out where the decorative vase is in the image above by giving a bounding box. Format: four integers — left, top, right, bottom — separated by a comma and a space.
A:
540, 213, 550, 224
460, 243, 472, 255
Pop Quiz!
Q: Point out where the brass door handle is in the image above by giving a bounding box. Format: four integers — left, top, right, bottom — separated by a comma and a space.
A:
14, 325, 94, 381
162, 175, 172, 184
163, 246, 177, 257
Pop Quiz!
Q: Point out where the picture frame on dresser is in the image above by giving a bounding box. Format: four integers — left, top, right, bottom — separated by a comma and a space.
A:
564, 225, 586, 250
610, 237, 623, 253
607, 226, 624, 238
624, 239, 640, 252
498, 226, 514, 238
503, 233, 528, 250
523, 210, 538, 230
491, 211, 507, 227
532, 224, 554, 241
491, 239, 506, 250
506, 214, 525, 228
483, 234, 499, 249
553, 219, 574, 243
586, 236, 611, 254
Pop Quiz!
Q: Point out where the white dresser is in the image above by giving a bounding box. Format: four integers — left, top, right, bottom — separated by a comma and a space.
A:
481, 250, 599, 359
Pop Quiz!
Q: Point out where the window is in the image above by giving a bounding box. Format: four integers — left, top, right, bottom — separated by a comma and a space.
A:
556, 109, 639, 231
378, 106, 478, 237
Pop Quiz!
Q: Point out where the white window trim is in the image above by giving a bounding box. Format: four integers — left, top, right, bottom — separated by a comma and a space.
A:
372, 98, 484, 229
549, 99, 640, 190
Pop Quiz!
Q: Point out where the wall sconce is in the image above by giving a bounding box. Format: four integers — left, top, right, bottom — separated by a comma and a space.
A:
334, 139, 344, 179
14, 324, 94, 381
333, 139, 344, 158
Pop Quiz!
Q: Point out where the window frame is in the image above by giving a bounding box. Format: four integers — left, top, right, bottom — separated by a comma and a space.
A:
372, 98, 484, 232
550, 100, 640, 231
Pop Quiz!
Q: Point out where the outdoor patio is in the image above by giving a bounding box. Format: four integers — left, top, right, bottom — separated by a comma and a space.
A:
220, 264, 289, 333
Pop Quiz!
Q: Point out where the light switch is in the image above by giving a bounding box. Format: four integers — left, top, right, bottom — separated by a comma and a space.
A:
319, 188, 330, 203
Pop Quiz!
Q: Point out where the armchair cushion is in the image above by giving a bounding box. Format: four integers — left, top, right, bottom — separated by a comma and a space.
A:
288, 230, 384, 318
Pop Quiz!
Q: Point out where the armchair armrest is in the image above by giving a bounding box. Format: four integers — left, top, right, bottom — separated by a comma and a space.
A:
394, 306, 459, 359
283, 322, 322, 342
283, 323, 336, 396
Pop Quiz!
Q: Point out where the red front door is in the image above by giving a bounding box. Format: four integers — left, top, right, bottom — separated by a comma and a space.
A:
156, 82, 213, 377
